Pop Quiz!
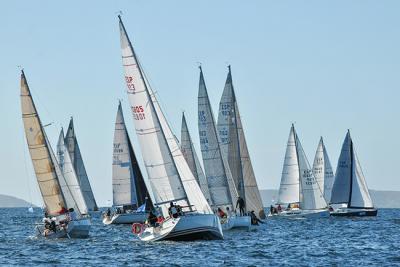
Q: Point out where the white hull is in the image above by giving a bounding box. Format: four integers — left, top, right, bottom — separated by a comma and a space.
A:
269, 209, 329, 218
36, 217, 91, 238
137, 213, 223, 241
221, 216, 252, 231
103, 212, 147, 225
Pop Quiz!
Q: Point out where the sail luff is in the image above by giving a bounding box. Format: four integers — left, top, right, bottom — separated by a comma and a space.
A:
20, 71, 67, 216
65, 118, 98, 211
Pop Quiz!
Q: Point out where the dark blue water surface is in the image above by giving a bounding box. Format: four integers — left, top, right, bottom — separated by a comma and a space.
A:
0, 208, 399, 266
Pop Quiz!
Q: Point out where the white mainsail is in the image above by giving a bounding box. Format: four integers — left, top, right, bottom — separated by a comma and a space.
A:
57, 129, 88, 215
198, 67, 238, 210
65, 118, 98, 211
112, 102, 138, 206
312, 137, 335, 202
181, 113, 212, 204
119, 16, 212, 217
277, 125, 327, 210
217, 66, 265, 218
330, 131, 373, 208
20, 71, 67, 216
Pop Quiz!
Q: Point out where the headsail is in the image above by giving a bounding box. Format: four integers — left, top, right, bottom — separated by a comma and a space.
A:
112, 102, 148, 207
118, 16, 212, 217
312, 137, 335, 202
20, 71, 67, 216
217, 66, 265, 218
65, 118, 98, 211
330, 131, 374, 208
180, 113, 212, 204
198, 67, 238, 210
57, 129, 88, 215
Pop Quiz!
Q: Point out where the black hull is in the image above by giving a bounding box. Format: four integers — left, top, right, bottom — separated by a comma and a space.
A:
330, 209, 378, 217
164, 227, 223, 241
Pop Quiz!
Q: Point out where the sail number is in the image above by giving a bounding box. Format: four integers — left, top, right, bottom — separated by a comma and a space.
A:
131, 105, 146, 120
125, 76, 136, 93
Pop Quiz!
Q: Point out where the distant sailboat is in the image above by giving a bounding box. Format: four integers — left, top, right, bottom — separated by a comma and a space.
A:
330, 130, 377, 216
198, 67, 251, 230
312, 137, 335, 203
180, 113, 213, 205
217, 66, 266, 220
273, 125, 329, 218
20, 70, 90, 238
119, 15, 222, 241
65, 118, 98, 211
103, 102, 150, 224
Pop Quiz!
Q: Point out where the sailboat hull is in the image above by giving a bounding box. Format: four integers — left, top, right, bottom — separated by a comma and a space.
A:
330, 208, 378, 217
103, 212, 147, 225
270, 209, 330, 218
221, 215, 252, 231
138, 213, 223, 241
36, 217, 91, 238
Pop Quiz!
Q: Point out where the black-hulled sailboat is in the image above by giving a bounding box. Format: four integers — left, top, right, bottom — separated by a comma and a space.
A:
330, 130, 377, 216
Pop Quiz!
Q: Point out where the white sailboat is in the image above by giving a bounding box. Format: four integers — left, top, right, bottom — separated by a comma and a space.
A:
118, 16, 223, 241
273, 125, 329, 218
330, 130, 377, 216
217, 66, 266, 220
65, 118, 98, 211
20, 70, 90, 238
198, 67, 251, 230
103, 102, 150, 225
181, 113, 213, 205
312, 137, 335, 203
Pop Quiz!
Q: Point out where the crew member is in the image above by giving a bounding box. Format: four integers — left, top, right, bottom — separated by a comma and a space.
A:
236, 197, 245, 216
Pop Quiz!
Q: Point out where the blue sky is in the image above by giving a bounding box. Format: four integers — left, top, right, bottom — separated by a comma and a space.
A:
1, 1, 399, 206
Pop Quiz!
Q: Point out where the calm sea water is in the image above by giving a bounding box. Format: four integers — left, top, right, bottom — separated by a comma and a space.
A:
0, 208, 399, 266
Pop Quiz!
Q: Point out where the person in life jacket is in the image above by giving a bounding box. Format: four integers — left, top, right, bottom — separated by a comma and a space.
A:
217, 208, 227, 219
236, 197, 245, 216
168, 202, 179, 219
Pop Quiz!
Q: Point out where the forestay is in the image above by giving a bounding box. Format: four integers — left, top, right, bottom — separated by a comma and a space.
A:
112, 102, 138, 206
312, 137, 335, 202
119, 16, 212, 217
20, 71, 67, 216
217, 67, 265, 218
65, 119, 98, 211
198, 67, 238, 209
181, 113, 213, 204
57, 129, 88, 215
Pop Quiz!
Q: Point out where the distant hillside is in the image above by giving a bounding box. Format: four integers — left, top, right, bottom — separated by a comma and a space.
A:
260, 189, 400, 208
0, 194, 34, 208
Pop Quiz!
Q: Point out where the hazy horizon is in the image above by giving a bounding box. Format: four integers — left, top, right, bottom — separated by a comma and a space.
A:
1, 1, 399, 207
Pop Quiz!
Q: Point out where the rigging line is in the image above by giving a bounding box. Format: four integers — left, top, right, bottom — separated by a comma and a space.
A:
20, 126, 35, 207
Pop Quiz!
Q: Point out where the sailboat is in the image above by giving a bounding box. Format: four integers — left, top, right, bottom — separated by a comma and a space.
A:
20, 70, 90, 238
329, 130, 377, 216
181, 113, 213, 204
103, 102, 150, 225
273, 125, 329, 218
118, 16, 223, 241
217, 66, 266, 220
198, 67, 251, 230
65, 118, 98, 211
312, 137, 335, 203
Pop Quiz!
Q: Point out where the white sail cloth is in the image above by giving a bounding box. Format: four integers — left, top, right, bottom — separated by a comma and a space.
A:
20, 72, 67, 216
57, 129, 88, 215
330, 131, 373, 208
65, 119, 98, 211
277, 125, 327, 210
119, 16, 212, 217
181, 113, 213, 204
112, 103, 138, 206
312, 137, 335, 202
217, 67, 265, 218
198, 68, 238, 209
